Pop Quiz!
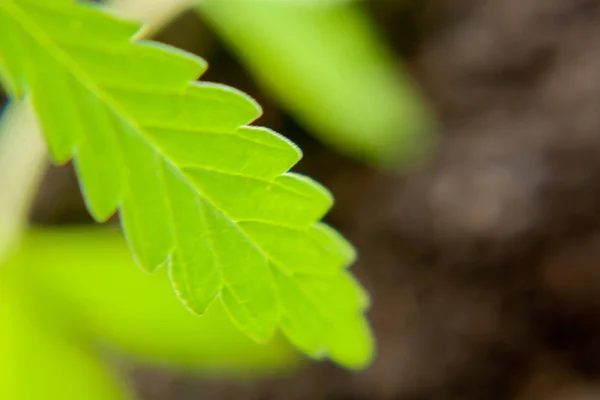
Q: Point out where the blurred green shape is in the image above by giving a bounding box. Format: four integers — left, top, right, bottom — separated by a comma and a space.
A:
12, 227, 301, 375
198, 0, 435, 165
0, 271, 135, 400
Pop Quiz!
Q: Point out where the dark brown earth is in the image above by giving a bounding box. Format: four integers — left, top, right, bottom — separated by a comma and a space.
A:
29, 0, 600, 398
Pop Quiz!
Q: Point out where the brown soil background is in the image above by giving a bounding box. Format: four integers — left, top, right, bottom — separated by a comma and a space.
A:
28, 0, 600, 398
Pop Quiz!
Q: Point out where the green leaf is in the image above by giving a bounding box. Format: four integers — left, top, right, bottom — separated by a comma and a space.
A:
13, 227, 301, 374
0, 0, 373, 368
198, 0, 435, 165
0, 270, 135, 400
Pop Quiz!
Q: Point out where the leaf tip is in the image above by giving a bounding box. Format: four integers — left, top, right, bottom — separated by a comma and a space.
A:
193, 81, 263, 125
168, 260, 221, 317
314, 222, 357, 266
332, 317, 376, 371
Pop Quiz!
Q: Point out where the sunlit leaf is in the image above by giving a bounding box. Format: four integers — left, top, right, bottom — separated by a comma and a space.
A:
0, 0, 373, 368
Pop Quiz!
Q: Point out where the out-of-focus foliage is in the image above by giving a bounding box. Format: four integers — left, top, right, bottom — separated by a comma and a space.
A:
0, 227, 304, 399
14, 227, 301, 373
0, 0, 372, 368
0, 101, 47, 262
199, 0, 435, 165
0, 268, 135, 400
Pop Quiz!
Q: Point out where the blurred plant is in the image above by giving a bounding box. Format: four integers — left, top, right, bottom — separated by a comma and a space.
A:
198, 0, 435, 166
1, 226, 300, 399
0, 0, 435, 398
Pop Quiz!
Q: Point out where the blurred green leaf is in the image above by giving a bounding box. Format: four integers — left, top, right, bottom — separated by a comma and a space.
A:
11, 227, 302, 375
0, 270, 135, 400
199, 0, 435, 165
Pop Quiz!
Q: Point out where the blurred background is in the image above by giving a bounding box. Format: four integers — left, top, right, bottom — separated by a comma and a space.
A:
3, 0, 600, 398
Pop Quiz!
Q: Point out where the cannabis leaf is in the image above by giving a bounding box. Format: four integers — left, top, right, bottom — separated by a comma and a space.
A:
0, 0, 373, 368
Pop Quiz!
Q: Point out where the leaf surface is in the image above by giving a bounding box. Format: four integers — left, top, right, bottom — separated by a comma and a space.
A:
0, 0, 373, 368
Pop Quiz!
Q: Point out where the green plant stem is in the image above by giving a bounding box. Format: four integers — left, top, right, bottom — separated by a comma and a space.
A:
0, 0, 194, 265
0, 101, 47, 263
109, 0, 193, 36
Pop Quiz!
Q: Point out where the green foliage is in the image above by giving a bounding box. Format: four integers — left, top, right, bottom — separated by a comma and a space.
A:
16, 227, 300, 373
1, 268, 135, 400
199, 0, 435, 165
0, 0, 372, 368
2, 226, 304, 400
